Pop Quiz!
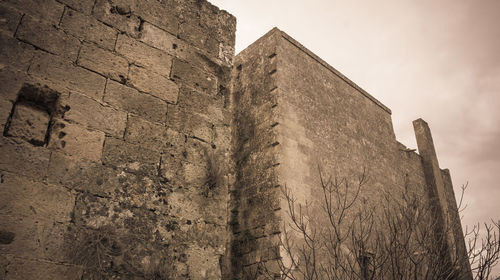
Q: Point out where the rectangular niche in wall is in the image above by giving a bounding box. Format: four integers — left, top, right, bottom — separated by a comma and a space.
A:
3, 83, 60, 146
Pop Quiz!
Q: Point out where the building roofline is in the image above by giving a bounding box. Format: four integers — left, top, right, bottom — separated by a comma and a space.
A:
239, 27, 392, 115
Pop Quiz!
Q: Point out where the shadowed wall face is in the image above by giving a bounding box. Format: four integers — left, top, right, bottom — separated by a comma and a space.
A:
0, 0, 235, 279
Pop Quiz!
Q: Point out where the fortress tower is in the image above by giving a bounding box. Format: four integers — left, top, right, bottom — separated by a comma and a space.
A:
0, 1, 469, 279
230, 28, 471, 279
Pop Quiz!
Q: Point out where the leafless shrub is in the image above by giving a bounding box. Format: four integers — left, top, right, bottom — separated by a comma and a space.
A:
254, 167, 499, 280
467, 221, 500, 280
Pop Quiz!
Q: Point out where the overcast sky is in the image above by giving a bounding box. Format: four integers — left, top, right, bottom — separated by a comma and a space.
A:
210, 0, 499, 242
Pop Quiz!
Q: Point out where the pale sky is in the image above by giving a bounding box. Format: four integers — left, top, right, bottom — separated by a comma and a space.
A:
211, 0, 500, 267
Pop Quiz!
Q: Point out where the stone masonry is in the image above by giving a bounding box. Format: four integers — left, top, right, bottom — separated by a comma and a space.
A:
0, 1, 469, 280
230, 28, 471, 279
0, 0, 235, 279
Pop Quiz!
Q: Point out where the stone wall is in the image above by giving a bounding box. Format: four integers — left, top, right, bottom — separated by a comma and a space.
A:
0, 0, 235, 279
232, 28, 470, 279
230, 30, 282, 279
0, 1, 470, 279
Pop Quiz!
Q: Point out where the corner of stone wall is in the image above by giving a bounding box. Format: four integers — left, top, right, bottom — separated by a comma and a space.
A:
229, 30, 283, 280
0, 0, 235, 279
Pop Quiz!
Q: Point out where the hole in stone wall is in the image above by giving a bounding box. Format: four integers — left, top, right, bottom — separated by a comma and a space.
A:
3, 83, 60, 146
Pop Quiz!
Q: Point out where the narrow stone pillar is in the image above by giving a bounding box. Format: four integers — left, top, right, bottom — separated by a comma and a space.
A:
413, 118, 456, 262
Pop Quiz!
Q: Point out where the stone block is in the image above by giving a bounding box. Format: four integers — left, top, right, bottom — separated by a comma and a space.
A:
186, 245, 221, 280
48, 151, 119, 197
77, 43, 129, 81
62, 92, 127, 137
160, 149, 213, 189
115, 34, 173, 76
216, 10, 237, 48
178, 22, 219, 56
0, 172, 74, 222
128, 65, 179, 104
60, 8, 117, 51
104, 80, 168, 123
0, 214, 72, 263
93, 0, 141, 37
0, 254, 7, 279
165, 189, 202, 221
0, 136, 50, 180
124, 115, 167, 151
138, 22, 180, 54
0, 68, 29, 102
161, 128, 187, 163
133, 0, 178, 35
16, 15, 80, 61
48, 120, 105, 162
171, 58, 217, 95
159, 152, 183, 183
0, 33, 34, 72
183, 162, 208, 187
1, 0, 64, 24
178, 87, 224, 124
5, 258, 82, 280
29, 52, 106, 100
214, 124, 231, 151
167, 106, 214, 143
58, 0, 94, 14
183, 137, 211, 167
102, 136, 159, 174
0, 3, 22, 35
0, 99, 12, 129
6, 104, 50, 145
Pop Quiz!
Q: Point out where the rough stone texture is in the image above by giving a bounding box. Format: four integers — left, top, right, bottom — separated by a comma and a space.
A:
93, 0, 141, 37
5, 103, 50, 145
77, 43, 129, 81
16, 15, 81, 61
103, 80, 168, 123
62, 92, 127, 137
116, 34, 173, 76
102, 136, 159, 175
0, 173, 74, 263
0, 3, 22, 36
0, 33, 34, 72
29, 52, 106, 100
171, 58, 218, 95
0, 2, 235, 278
48, 151, 119, 197
57, 0, 94, 14
0, 1, 467, 279
133, 0, 178, 35
0, 68, 29, 102
0, 136, 50, 181
231, 28, 470, 280
60, 8, 117, 51
0, 0, 64, 24
48, 120, 106, 162
128, 65, 179, 104
167, 106, 214, 143
124, 114, 167, 151
0, 99, 12, 129
5, 259, 82, 280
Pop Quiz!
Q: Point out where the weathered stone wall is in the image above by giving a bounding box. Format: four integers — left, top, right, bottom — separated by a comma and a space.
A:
230, 30, 282, 279
0, 0, 235, 279
232, 28, 470, 279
